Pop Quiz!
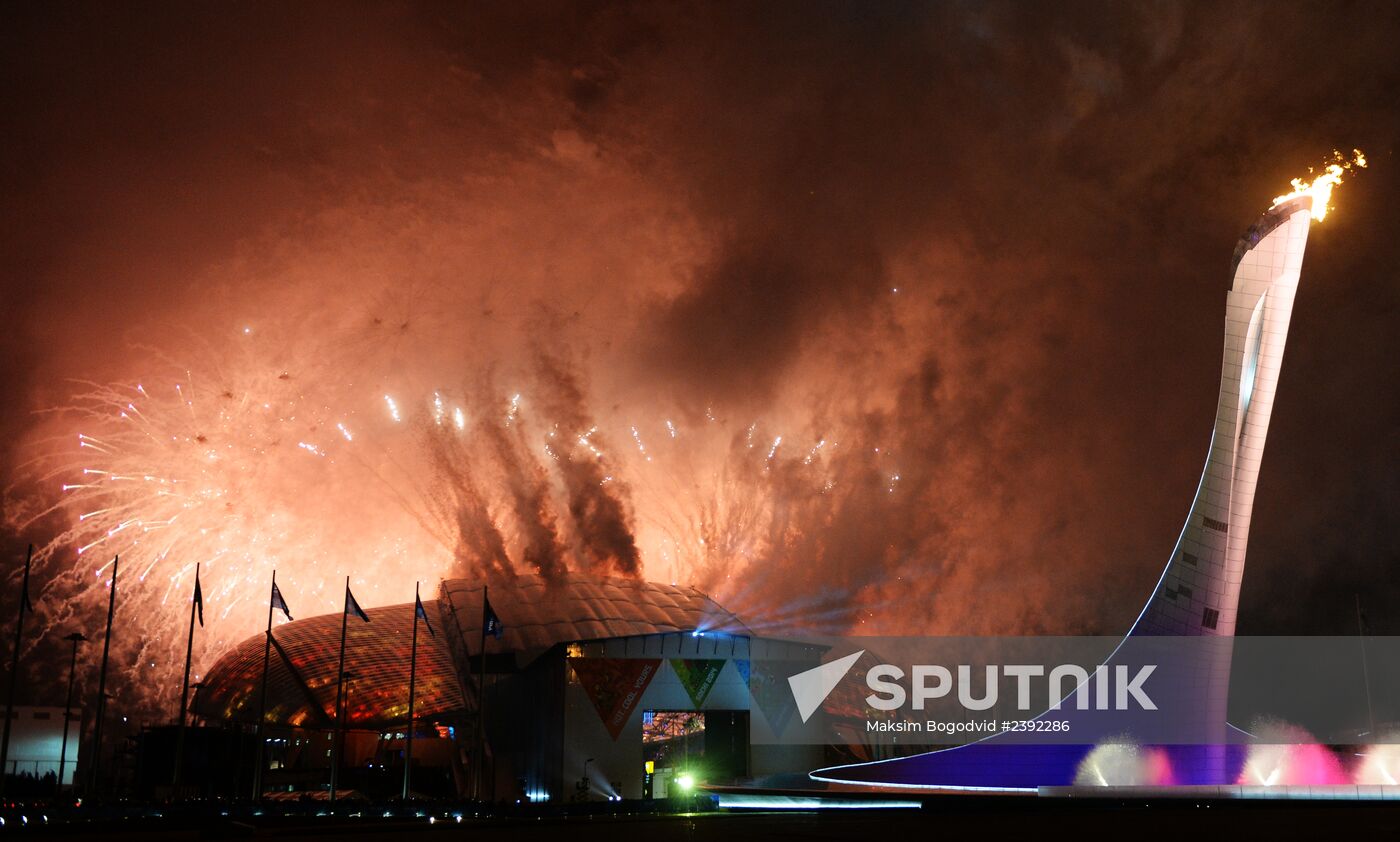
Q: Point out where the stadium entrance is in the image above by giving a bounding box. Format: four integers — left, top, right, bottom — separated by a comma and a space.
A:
642, 710, 749, 797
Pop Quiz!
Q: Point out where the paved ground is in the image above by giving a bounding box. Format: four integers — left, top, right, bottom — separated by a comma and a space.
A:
13, 799, 1400, 841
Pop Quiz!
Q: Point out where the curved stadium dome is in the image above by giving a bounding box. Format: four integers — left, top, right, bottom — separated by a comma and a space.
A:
191, 573, 747, 729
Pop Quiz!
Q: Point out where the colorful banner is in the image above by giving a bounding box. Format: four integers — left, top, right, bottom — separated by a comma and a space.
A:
570, 658, 661, 740
748, 660, 803, 737
669, 658, 726, 708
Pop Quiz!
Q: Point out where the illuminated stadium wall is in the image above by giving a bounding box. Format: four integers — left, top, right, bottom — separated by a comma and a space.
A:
433, 577, 822, 800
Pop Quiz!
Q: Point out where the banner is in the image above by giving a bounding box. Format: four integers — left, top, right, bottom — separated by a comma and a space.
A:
670, 659, 726, 708
570, 658, 661, 740
748, 660, 803, 737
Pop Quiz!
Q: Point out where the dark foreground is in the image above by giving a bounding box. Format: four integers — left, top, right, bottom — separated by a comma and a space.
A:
5, 796, 1400, 841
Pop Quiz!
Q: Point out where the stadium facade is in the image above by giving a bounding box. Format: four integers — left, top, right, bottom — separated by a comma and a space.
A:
193, 574, 824, 800
810, 196, 1318, 790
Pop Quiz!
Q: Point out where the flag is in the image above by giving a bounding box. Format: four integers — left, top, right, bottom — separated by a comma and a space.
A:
483, 594, 503, 639
270, 582, 293, 621
415, 593, 435, 638
346, 586, 370, 623
193, 571, 204, 627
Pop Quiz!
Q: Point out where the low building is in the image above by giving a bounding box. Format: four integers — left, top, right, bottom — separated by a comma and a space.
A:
2, 705, 80, 786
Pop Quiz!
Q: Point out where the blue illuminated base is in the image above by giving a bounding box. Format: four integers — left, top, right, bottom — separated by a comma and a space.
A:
715, 793, 922, 810
811, 743, 1250, 792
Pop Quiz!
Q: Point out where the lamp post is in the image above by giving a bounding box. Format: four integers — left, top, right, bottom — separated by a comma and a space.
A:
57, 632, 87, 795
581, 757, 594, 801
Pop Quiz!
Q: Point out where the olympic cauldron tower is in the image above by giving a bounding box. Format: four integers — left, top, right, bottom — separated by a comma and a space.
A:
1132, 196, 1311, 640
812, 191, 1325, 790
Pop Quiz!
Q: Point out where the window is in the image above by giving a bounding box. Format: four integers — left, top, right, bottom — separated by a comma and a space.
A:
1182, 552, 1199, 566
1202, 608, 1219, 630
1203, 516, 1229, 533
1176, 585, 1193, 599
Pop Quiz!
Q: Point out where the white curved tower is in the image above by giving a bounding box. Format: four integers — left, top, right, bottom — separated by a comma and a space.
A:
1124, 195, 1314, 782
809, 195, 1321, 789
1131, 195, 1313, 638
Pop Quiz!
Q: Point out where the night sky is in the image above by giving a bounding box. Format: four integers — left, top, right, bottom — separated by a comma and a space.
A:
2, 0, 1399, 705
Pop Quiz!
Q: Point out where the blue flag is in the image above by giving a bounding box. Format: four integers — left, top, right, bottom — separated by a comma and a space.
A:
346, 586, 370, 622
270, 581, 293, 621
483, 594, 504, 640
415, 593, 435, 638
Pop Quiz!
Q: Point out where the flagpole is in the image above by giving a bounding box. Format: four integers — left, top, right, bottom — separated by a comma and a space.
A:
403, 581, 420, 801
253, 570, 276, 800
475, 584, 488, 802
0, 544, 34, 796
330, 576, 350, 805
173, 562, 200, 789
90, 553, 118, 797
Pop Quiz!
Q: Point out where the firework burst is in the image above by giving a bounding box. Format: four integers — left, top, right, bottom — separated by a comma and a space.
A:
8, 336, 445, 715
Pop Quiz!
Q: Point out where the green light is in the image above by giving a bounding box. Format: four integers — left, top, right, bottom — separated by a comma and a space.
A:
676, 773, 695, 791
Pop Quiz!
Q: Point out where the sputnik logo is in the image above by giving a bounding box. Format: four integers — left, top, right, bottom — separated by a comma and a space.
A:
787, 651, 1159, 722
788, 650, 864, 723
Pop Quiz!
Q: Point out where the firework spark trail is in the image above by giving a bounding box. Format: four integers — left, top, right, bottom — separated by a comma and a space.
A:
529, 355, 644, 578
479, 401, 569, 582
620, 408, 911, 635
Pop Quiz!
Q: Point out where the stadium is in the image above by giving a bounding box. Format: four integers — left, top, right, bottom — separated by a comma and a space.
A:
191, 574, 826, 800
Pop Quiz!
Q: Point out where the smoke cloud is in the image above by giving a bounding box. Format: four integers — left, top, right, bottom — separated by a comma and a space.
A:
2, 1, 1400, 720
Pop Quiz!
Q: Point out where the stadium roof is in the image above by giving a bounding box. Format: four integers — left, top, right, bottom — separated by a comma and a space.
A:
439, 573, 748, 666
192, 573, 746, 728
191, 600, 466, 729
